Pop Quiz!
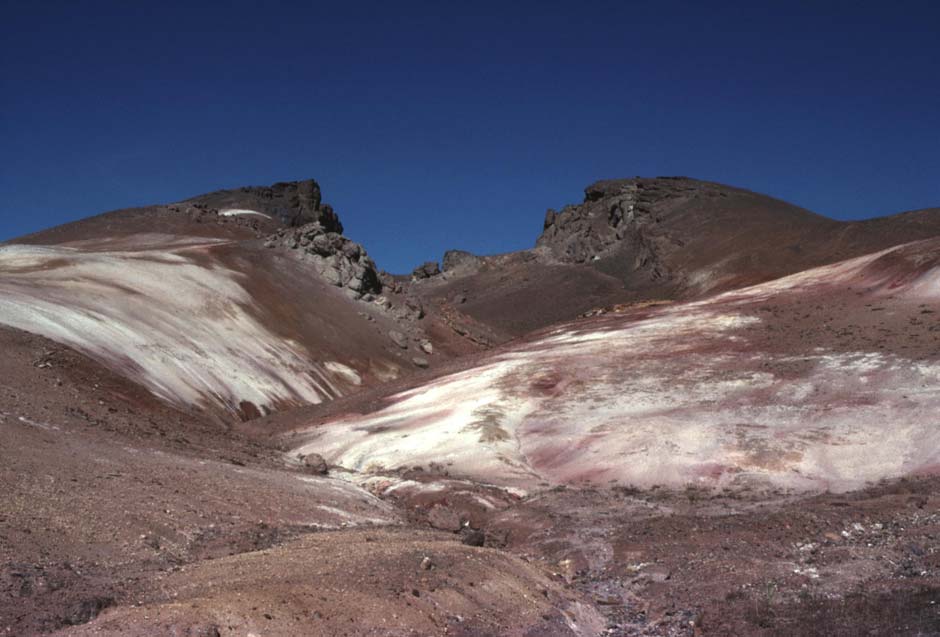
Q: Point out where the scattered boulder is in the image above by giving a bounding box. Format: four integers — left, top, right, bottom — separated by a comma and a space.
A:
419, 340, 433, 354
390, 297, 425, 321
420, 556, 434, 571
442, 250, 483, 274
427, 505, 462, 531
302, 453, 329, 475
412, 261, 441, 279
460, 527, 486, 547
412, 356, 429, 368
378, 271, 403, 293
389, 330, 409, 349
63, 596, 113, 626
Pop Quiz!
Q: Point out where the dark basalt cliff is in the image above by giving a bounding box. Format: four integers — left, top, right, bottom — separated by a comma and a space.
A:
185, 178, 343, 232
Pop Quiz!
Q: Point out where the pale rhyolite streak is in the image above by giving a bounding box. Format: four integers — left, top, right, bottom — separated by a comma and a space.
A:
0, 242, 355, 415
294, 243, 940, 493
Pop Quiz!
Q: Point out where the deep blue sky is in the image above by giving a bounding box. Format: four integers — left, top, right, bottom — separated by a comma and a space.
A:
2, 1, 938, 272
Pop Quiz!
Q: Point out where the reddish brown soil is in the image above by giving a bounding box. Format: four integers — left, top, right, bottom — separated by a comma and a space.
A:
0, 327, 597, 636
3, 180, 940, 636
487, 479, 940, 636
408, 179, 940, 340
3, 319, 938, 636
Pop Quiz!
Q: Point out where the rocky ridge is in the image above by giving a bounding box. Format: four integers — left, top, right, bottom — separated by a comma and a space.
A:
537, 177, 689, 280
185, 178, 342, 230
264, 222, 382, 300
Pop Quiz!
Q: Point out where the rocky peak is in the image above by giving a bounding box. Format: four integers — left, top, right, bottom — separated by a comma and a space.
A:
184, 179, 342, 232
536, 177, 716, 283
538, 178, 718, 259
537, 179, 642, 264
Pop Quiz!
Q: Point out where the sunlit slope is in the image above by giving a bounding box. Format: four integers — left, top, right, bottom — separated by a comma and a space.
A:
293, 238, 940, 492
0, 235, 402, 418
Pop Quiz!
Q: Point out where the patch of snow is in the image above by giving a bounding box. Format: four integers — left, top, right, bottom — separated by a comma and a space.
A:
325, 361, 362, 386
291, 262, 940, 493
218, 208, 271, 219
0, 242, 339, 415
16, 416, 59, 431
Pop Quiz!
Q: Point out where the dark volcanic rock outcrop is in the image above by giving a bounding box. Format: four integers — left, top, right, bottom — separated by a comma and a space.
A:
536, 176, 940, 296
538, 178, 683, 273
535, 176, 821, 293
10, 178, 347, 247
186, 179, 342, 231
411, 261, 441, 279
442, 250, 483, 274
266, 222, 381, 299
409, 176, 940, 342
0, 177, 440, 420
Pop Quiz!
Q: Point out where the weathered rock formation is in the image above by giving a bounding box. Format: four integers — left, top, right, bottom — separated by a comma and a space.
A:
411, 261, 441, 279
186, 179, 342, 230
536, 178, 699, 283
442, 250, 483, 274
266, 222, 381, 299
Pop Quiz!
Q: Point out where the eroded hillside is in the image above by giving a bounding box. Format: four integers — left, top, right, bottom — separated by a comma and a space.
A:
2, 177, 939, 636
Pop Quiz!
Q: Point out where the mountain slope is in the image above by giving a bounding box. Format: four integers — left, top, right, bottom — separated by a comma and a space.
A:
12, 179, 338, 245
3, 177, 940, 636
0, 180, 437, 420
290, 237, 940, 493
4, 176, 939, 418
408, 178, 940, 339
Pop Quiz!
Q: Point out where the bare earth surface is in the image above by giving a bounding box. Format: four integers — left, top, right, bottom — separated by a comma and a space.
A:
2, 178, 940, 636
292, 239, 940, 493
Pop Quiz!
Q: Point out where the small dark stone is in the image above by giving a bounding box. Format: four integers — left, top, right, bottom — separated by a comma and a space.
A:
460, 528, 486, 547
302, 453, 329, 475
63, 596, 113, 626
